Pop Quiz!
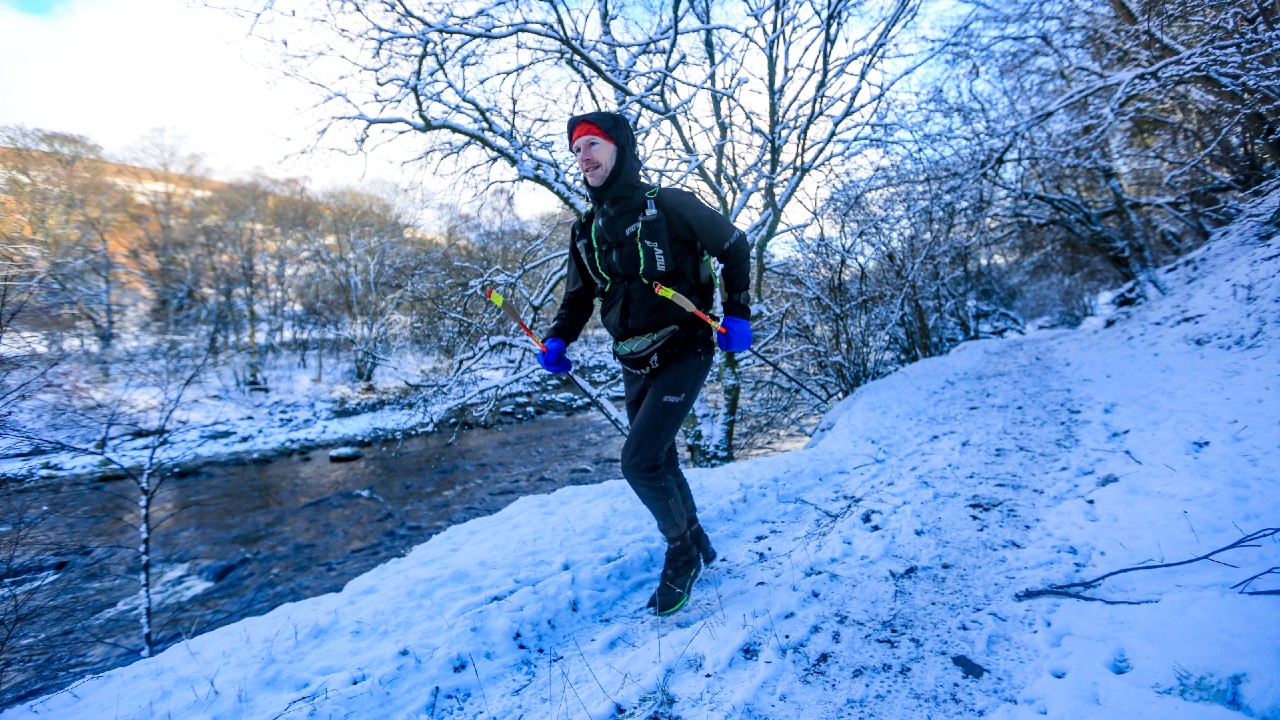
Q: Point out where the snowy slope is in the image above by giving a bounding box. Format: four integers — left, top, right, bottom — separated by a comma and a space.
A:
7, 191, 1278, 719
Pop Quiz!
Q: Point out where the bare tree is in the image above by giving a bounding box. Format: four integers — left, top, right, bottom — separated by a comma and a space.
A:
198, 178, 295, 390
0, 127, 132, 355
300, 187, 427, 382
119, 130, 222, 341
0, 343, 215, 662
244, 0, 936, 254
782, 111, 1010, 405
400, 194, 610, 429
950, 0, 1279, 296
800, 0, 1280, 390
0, 190, 75, 706
0, 186, 57, 420
235, 0, 943, 461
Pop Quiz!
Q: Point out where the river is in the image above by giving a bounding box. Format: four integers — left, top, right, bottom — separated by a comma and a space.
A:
2, 411, 625, 708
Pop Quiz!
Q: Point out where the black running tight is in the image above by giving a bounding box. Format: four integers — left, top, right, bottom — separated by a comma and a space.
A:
620, 350, 714, 540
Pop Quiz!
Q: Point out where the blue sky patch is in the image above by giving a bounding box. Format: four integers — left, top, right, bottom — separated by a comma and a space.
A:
2, 0, 73, 15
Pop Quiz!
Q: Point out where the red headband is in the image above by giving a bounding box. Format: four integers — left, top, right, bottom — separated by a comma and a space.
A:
570, 120, 615, 147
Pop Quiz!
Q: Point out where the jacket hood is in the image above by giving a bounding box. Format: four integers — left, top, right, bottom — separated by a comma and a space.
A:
567, 111, 644, 207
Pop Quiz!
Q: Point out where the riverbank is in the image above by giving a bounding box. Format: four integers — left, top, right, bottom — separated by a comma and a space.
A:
3, 409, 627, 707
1, 356, 619, 484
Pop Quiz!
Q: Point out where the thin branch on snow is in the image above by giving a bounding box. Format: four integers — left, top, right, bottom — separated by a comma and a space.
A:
1231, 566, 1280, 596
1017, 527, 1280, 603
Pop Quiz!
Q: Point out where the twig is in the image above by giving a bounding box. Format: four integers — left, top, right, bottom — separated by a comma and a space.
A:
558, 660, 592, 718
793, 497, 841, 519
572, 635, 616, 706
1015, 588, 1155, 604
1051, 528, 1274, 590
271, 684, 328, 719
1017, 527, 1279, 602
468, 652, 493, 720
1231, 566, 1280, 596
426, 685, 439, 718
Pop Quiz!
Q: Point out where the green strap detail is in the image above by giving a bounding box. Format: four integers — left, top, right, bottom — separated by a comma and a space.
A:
589, 185, 661, 289
589, 214, 612, 292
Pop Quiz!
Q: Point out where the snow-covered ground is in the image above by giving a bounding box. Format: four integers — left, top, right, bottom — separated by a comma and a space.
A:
7, 192, 1278, 719
0, 337, 603, 480
0, 345, 438, 478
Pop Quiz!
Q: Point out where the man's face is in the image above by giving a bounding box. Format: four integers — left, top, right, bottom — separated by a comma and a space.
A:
572, 134, 617, 187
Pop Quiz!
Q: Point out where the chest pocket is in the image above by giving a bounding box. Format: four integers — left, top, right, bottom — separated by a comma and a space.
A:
577, 187, 677, 291
634, 188, 674, 284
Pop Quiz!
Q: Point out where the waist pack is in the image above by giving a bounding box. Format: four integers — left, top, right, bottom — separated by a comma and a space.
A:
613, 325, 680, 374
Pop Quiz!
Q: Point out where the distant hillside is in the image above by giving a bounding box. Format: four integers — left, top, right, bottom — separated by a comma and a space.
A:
0, 145, 229, 199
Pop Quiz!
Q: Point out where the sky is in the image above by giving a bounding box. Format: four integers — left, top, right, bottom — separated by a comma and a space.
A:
0, 0, 436, 192
1, 183, 1277, 716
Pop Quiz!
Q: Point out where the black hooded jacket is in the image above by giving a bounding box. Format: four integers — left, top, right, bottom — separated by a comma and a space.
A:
547, 112, 752, 349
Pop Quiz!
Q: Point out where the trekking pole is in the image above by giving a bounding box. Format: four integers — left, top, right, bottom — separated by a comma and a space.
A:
483, 289, 629, 436
653, 283, 832, 406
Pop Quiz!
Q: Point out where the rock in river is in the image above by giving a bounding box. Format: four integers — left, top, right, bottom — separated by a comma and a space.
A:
327, 447, 365, 462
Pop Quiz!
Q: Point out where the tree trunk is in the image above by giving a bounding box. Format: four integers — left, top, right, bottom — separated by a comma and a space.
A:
137, 468, 154, 659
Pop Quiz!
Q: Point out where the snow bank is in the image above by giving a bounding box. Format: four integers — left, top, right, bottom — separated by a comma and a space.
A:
6, 192, 1278, 718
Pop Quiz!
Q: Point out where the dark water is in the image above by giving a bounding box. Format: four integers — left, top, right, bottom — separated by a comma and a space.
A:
2, 412, 624, 708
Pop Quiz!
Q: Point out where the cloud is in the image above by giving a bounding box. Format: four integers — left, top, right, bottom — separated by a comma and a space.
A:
0, 0, 564, 215
0, 0, 386, 186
